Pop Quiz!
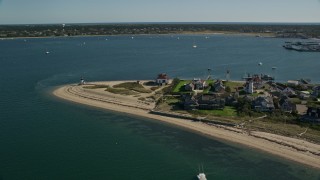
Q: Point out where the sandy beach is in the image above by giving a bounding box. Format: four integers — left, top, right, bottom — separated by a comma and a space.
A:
53, 81, 320, 169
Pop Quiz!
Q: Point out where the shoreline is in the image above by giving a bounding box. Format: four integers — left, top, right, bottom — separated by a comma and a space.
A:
1, 31, 276, 40
53, 81, 320, 169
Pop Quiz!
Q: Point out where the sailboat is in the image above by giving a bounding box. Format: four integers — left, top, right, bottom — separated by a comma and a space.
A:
197, 165, 207, 180
197, 173, 207, 180
192, 38, 197, 48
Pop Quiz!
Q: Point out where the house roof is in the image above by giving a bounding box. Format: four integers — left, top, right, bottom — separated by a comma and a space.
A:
193, 78, 205, 83
313, 86, 320, 91
254, 96, 274, 108
157, 73, 169, 79
282, 87, 296, 94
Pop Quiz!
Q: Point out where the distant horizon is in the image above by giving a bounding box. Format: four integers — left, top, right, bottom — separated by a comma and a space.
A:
1, 21, 320, 26
1, 0, 320, 25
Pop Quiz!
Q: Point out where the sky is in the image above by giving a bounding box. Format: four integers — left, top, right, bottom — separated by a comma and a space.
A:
0, 0, 319, 24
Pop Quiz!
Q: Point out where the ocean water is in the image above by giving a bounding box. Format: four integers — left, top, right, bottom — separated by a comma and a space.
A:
0, 35, 320, 180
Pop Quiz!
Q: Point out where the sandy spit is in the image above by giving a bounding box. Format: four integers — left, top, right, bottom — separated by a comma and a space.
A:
53, 81, 320, 169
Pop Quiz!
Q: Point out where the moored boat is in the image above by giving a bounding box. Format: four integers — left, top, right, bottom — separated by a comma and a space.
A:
283, 42, 320, 52
197, 173, 207, 180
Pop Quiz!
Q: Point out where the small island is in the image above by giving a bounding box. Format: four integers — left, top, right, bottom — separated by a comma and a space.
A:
54, 73, 320, 169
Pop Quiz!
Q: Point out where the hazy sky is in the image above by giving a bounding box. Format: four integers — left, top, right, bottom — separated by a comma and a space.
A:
0, 0, 319, 24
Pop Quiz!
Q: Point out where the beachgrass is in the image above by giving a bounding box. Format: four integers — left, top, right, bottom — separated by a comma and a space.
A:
105, 87, 138, 95
113, 82, 152, 93
191, 106, 237, 117
83, 84, 109, 89
172, 80, 191, 93
223, 81, 244, 92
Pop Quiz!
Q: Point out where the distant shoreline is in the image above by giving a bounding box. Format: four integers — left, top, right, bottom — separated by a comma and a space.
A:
53, 80, 320, 169
0, 31, 276, 40
2, 23, 318, 40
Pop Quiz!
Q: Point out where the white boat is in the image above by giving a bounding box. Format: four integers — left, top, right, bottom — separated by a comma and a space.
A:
197, 173, 207, 180
197, 164, 207, 180
193, 44, 197, 48
45, 51, 50, 54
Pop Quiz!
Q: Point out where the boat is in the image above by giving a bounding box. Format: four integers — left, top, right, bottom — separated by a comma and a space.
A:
283, 42, 320, 52
193, 44, 197, 48
197, 164, 207, 180
242, 73, 274, 81
45, 51, 50, 54
197, 173, 207, 180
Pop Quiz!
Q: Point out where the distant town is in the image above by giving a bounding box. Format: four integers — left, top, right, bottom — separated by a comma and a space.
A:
0, 23, 320, 39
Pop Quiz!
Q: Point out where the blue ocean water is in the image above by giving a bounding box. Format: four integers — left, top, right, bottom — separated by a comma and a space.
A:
0, 35, 320, 180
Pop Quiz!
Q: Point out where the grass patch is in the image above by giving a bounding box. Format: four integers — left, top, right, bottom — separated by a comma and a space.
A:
143, 81, 156, 86
252, 93, 260, 97
290, 98, 302, 104
83, 85, 109, 89
223, 81, 244, 92
164, 97, 180, 104
172, 80, 191, 93
113, 82, 152, 93
192, 106, 237, 117
105, 87, 138, 95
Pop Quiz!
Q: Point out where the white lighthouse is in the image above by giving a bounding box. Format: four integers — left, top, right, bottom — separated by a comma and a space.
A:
79, 77, 85, 85
245, 81, 254, 94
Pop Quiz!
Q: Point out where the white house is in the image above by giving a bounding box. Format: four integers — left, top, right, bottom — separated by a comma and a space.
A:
156, 73, 169, 85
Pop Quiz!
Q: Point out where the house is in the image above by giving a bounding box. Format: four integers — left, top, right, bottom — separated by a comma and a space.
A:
269, 82, 281, 92
253, 96, 275, 112
287, 80, 299, 86
243, 95, 254, 102
156, 73, 169, 85
212, 80, 225, 92
183, 95, 198, 110
312, 86, 320, 98
197, 94, 225, 110
184, 78, 207, 91
243, 74, 265, 94
301, 107, 320, 124
183, 94, 225, 110
252, 75, 264, 89
279, 96, 297, 113
184, 83, 195, 91
307, 107, 320, 118
193, 78, 207, 90
225, 95, 238, 106
282, 87, 296, 96
299, 91, 310, 100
